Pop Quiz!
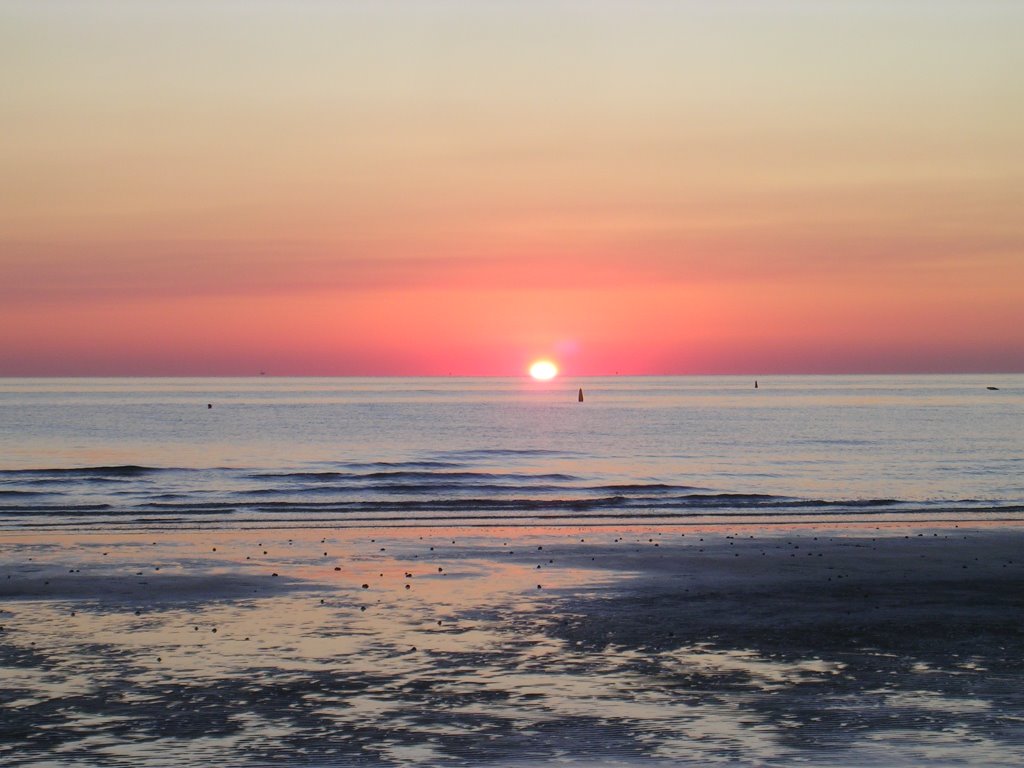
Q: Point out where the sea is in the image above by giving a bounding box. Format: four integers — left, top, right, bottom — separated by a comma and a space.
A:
1, 374, 1021, 532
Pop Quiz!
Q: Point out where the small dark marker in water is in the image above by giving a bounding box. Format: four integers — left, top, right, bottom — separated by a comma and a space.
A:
271, 572, 278, 577
578, 388, 584, 402
207, 404, 212, 408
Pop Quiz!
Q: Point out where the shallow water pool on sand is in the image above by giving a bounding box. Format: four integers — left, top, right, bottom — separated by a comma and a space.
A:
2, 523, 1023, 766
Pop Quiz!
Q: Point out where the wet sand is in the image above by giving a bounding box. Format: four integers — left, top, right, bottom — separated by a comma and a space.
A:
2, 522, 1023, 766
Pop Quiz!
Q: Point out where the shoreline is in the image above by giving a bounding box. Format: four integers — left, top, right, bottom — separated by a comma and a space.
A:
4, 507, 1024, 536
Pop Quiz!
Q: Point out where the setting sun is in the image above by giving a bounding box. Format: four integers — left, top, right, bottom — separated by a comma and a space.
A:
529, 360, 558, 380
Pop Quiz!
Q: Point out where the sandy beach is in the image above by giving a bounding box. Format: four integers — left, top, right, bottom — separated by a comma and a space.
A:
2, 521, 1023, 766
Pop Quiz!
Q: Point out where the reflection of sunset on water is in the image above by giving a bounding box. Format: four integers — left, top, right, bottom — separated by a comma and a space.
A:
3, 522, 1024, 764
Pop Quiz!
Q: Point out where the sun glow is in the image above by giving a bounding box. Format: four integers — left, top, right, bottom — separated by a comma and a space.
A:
529, 360, 558, 380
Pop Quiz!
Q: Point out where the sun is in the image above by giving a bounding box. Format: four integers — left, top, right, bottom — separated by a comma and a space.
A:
529, 360, 558, 380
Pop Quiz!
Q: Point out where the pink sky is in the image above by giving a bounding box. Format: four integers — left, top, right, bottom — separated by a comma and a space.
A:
2, 2, 1022, 375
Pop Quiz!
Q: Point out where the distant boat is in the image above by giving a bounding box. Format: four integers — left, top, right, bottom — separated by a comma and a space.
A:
578, 388, 584, 403
754, 380, 758, 389
987, 386, 999, 391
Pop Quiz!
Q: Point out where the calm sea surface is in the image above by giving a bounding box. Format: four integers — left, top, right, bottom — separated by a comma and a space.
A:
0, 375, 1021, 530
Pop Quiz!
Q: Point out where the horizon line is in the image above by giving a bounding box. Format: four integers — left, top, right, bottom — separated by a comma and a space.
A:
1, 371, 1020, 379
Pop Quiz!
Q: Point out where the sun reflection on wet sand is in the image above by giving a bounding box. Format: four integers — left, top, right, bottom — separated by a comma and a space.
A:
2, 523, 1024, 766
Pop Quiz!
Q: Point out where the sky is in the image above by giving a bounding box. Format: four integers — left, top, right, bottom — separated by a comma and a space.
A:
2, 1, 1022, 376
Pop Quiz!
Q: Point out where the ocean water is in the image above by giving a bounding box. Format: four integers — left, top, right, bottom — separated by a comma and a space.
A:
0, 375, 1021, 531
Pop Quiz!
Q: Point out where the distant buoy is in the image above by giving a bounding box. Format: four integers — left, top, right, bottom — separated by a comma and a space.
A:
754, 380, 758, 389
578, 388, 584, 403
207, 404, 212, 409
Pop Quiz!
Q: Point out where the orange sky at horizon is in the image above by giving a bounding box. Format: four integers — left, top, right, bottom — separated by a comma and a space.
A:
2, 2, 1022, 375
